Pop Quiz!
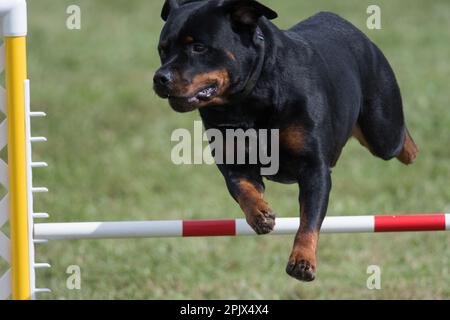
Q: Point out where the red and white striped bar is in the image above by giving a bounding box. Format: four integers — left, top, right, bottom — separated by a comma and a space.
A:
33, 214, 450, 240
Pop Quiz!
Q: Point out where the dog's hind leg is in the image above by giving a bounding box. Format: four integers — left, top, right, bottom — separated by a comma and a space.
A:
354, 121, 418, 165
356, 53, 418, 164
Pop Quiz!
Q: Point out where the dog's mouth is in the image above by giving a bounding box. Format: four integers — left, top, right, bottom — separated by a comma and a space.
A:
167, 83, 219, 112
172, 83, 219, 104
190, 83, 219, 103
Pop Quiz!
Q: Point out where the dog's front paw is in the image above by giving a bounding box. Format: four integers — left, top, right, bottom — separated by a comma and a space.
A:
236, 180, 276, 235
246, 209, 276, 235
286, 251, 317, 282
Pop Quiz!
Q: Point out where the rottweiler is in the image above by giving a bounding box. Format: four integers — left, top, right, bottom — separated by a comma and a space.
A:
153, 0, 418, 282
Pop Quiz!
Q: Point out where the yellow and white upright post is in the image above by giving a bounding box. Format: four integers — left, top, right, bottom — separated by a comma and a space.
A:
0, 0, 49, 300
0, 0, 30, 300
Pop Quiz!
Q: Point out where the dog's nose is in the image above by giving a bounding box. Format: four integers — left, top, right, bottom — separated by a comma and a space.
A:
153, 69, 173, 87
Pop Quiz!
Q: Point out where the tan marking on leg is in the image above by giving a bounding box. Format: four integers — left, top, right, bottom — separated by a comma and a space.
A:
236, 179, 275, 235
286, 203, 319, 282
236, 179, 268, 216
295, 205, 318, 265
397, 128, 419, 165
290, 231, 318, 268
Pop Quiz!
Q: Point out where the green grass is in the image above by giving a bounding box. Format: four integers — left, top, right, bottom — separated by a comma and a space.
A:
9, 0, 450, 299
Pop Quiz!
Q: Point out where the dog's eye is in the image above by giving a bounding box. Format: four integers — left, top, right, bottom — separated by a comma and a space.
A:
191, 43, 207, 54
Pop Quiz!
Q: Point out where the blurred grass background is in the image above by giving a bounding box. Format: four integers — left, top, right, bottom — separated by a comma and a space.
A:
8, 0, 450, 299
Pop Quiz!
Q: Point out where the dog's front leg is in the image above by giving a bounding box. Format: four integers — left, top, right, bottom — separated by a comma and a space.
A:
286, 164, 332, 282
224, 172, 276, 235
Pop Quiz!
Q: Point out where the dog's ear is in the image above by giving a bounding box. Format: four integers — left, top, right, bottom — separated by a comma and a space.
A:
218, 0, 278, 26
161, 0, 180, 21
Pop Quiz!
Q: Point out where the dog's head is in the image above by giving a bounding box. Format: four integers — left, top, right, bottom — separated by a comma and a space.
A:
153, 0, 277, 112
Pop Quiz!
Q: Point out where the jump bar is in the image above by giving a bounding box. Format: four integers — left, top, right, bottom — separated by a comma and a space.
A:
33, 214, 450, 241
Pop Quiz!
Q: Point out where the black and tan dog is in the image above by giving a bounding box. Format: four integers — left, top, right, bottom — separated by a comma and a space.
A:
153, 0, 418, 282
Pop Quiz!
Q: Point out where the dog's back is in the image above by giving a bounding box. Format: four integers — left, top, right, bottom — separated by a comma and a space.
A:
287, 12, 380, 93
286, 12, 417, 163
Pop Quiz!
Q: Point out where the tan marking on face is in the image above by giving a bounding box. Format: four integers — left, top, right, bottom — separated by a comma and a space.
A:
225, 49, 236, 61
183, 36, 194, 44
169, 69, 231, 109
185, 69, 230, 101
280, 125, 305, 154
203, 96, 229, 106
